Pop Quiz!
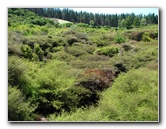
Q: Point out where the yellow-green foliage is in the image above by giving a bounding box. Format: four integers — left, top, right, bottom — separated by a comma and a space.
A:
111, 45, 158, 73
9, 24, 43, 35
49, 51, 76, 62
114, 33, 125, 43
8, 56, 98, 116
99, 68, 158, 121
8, 8, 158, 121
95, 46, 119, 57
67, 46, 87, 57
48, 68, 158, 121
142, 32, 153, 42
8, 56, 40, 96
8, 86, 36, 121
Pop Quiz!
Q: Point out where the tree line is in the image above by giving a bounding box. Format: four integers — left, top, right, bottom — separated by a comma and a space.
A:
26, 8, 158, 28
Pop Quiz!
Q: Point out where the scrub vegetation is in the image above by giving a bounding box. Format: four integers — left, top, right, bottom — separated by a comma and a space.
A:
8, 8, 158, 121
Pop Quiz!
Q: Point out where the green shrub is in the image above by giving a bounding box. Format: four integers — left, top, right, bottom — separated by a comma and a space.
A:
62, 22, 73, 27
122, 43, 133, 51
70, 59, 112, 69
99, 68, 158, 121
126, 31, 144, 41
40, 26, 49, 33
85, 45, 97, 54
153, 30, 158, 39
8, 56, 40, 96
111, 46, 158, 73
142, 32, 153, 42
114, 34, 125, 43
33, 44, 44, 61
50, 51, 76, 62
75, 33, 88, 43
102, 34, 115, 42
127, 31, 157, 42
49, 68, 158, 121
72, 43, 96, 54
77, 23, 89, 27
79, 54, 110, 62
8, 31, 22, 56
63, 30, 76, 35
30, 17, 54, 26
21, 43, 44, 61
25, 60, 76, 114
65, 35, 78, 46
8, 86, 36, 121
145, 58, 158, 71
90, 36, 110, 47
31, 60, 99, 115
22, 35, 51, 48
8, 56, 26, 86
52, 46, 63, 52
21, 35, 67, 56
95, 46, 119, 57
21, 44, 33, 60
67, 46, 87, 57
8, 41, 22, 56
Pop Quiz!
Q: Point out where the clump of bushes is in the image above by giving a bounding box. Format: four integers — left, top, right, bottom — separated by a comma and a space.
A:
111, 46, 158, 74
21, 44, 44, 61
75, 33, 88, 43
67, 46, 87, 57
114, 34, 125, 43
8, 42, 22, 56
22, 35, 67, 49
77, 69, 116, 91
21, 44, 33, 59
22, 35, 51, 48
8, 86, 36, 121
79, 54, 110, 62
33, 44, 44, 61
49, 51, 76, 62
8, 57, 96, 116
128, 31, 144, 41
72, 43, 96, 54
62, 22, 73, 27
49, 68, 158, 121
65, 35, 78, 46
90, 36, 110, 47
64, 31, 88, 45
77, 23, 89, 28
125, 30, 157, 42
21, 35, 68, 57
142, 32, 153, 42
122, 43, 133, 51
31, 60, 103, 115
8, 31, 22, 56
8, 56, 40, 96
99, 68, 158, 121
102, 33, 115, 42
95, 46, 119, 57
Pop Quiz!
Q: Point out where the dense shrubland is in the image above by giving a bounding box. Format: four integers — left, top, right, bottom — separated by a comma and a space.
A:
8, 8, 158, 121
49, 68, 158, 121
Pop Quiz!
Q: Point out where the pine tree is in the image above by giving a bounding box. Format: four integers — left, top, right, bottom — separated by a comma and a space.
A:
133, 17, 140, 28
126, 15, 133, 29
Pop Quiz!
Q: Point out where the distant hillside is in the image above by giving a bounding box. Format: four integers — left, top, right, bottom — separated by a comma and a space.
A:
26, 8, 158, 28
8, 8, 55, 27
